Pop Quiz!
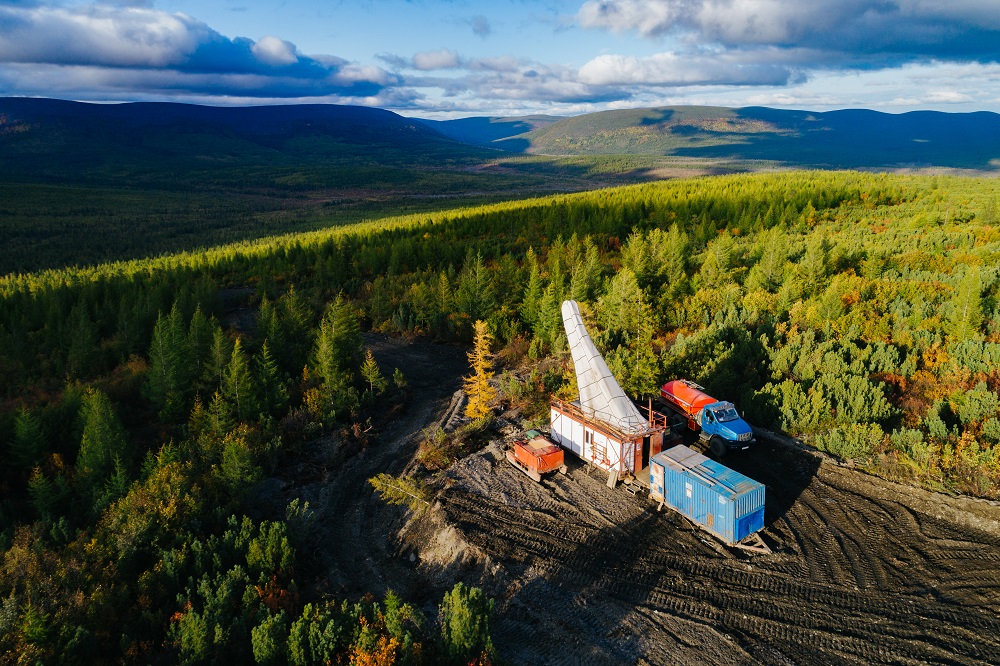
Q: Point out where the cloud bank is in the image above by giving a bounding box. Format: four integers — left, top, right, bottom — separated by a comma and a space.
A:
1, 0, 999, 114
0, 4, 399, 101
578, 0, 1000, 66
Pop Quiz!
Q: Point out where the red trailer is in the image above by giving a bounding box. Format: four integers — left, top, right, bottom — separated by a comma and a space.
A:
506, 430, 567, 482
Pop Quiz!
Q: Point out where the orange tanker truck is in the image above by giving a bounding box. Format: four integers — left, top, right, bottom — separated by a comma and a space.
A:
660, 379, 755, 457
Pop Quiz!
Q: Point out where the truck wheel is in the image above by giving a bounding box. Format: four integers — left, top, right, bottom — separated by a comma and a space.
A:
710, 436, 727, 458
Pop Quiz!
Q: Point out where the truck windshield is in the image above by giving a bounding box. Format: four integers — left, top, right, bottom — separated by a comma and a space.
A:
714, 407, 739, 422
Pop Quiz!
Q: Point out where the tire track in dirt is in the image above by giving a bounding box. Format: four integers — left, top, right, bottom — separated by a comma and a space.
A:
442, 431, 1000, 664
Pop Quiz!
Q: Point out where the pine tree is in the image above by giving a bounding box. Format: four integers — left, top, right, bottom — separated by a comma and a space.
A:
208, 389, 234, 437
948, 266, 984, 341
65, 302, 98, 379
146, 303, 191, 421
203, 326, 232, 393
746, 226, 787, 293
798, 233, 830, 297
360, 348, 388, 395
255, 340, 289, 415
464, 320, 496, 420
76, 388, 130, 505
223, 336, 257, 422
663, 223, 689, 301
187, 306, 214, 373
311, 296, 362, 383
439, 583, 495, 664
368, 473, 431, 513
456, 251, 494, 328
28, 467, 64, 521
436, 270, 454, 332
12, 406, 45, 470
279, 286, 313, 373
520, 248, 543, 332
188, 395, 211, 438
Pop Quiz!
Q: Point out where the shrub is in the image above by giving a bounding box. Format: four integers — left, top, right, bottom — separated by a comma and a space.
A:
812, 423, 886, 464
438, 583, 494, 666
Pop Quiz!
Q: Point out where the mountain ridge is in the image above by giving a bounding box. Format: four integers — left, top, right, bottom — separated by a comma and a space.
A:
429, 105, 1000, 170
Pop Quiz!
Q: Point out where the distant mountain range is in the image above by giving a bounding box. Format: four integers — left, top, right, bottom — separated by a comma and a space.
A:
3, 98, 1000, 183
0, 97, 486, 186
424, 105, 1000, 170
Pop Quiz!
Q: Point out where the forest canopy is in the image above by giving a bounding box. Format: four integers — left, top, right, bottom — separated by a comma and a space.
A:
2, 170, 999, 661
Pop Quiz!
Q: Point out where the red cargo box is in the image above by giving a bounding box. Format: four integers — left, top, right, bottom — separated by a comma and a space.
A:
507, 433, 567, 482
515, 435, 565, 475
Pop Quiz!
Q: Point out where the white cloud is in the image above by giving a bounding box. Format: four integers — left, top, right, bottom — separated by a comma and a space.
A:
925, 90, 973, 103
0, 5, 205, 67
743, 92, 852, 107
251, 35, 297, 66
0, 3, 395, 99
579, 52, 792, 86
577, 0, 1000, 66
412, 48, 461, 71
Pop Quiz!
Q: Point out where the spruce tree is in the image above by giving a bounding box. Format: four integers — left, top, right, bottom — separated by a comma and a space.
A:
12, 406, 46, 470
76, 388, 130, 506
223, 337, 257, 422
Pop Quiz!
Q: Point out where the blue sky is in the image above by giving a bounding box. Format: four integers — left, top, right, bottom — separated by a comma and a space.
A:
2, 0, 1000, 117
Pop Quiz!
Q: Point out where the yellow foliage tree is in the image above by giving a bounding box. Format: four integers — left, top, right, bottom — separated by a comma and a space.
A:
464, 320, 496, 419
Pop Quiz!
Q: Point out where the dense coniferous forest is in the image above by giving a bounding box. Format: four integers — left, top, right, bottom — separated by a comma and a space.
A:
2, 170, 1000, 661
0, 98, 680, 275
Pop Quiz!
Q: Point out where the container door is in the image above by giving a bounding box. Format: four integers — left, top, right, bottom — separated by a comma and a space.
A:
650, 432, 662, 459
634, 438, 644, 472
681, 480, 695, 518
650, 462, 664, 501
736, 508, 765, 542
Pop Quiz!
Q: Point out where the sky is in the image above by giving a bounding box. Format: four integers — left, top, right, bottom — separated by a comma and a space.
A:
2, 0, 1000, 118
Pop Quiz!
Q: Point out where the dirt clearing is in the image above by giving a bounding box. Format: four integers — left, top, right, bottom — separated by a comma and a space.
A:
292, 336, 1000, 665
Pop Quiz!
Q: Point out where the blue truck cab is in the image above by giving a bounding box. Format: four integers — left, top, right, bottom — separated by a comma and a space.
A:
698, 401, 755, 456
660, 379, 756, 458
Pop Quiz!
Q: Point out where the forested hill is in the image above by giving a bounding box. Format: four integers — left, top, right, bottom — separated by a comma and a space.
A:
0, 97, 484, 185
1, 99, 611, 275
438, 105, 1000, 170
417, 114, 561, 147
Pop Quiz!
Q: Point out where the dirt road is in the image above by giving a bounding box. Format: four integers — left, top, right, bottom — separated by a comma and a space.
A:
294, 336, 1000, 664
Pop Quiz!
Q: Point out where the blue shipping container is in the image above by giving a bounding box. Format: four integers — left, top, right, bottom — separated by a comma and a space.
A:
649, 445, 765, 546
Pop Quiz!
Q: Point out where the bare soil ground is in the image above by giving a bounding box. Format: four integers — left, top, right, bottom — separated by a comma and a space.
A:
288, 335, 1000, 665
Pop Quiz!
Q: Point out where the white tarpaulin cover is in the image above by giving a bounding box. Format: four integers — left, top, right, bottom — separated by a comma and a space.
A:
562, 300, 648, 434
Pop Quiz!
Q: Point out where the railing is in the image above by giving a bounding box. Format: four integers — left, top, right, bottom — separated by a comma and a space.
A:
550, 396, 668, 440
